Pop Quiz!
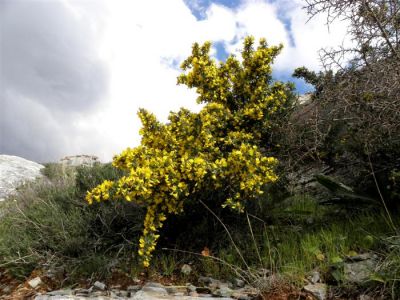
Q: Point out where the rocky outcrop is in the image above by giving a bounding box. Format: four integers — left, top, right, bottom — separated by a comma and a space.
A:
0, 155, 44, 201
60, 155, 100, 168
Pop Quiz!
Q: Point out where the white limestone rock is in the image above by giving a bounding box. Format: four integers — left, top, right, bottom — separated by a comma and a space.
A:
0, 155, 44, 201
59, 155, 99, 168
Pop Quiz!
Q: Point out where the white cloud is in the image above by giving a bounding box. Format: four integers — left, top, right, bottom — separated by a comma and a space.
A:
2, 0, 353, 162
68, 0, 354, 162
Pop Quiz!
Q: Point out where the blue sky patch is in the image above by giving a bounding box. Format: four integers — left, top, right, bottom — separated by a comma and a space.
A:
184, 0, 242, 20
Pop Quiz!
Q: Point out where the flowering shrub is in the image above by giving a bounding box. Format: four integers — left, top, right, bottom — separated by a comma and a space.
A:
86, 37, 291, 267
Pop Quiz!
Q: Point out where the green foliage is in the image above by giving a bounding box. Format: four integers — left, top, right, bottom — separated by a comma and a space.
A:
0, 163, 143, 281
374, 236, 400, 297
86, 36, 294, 267
0, 176, 88, 278
75, 163, 126, 198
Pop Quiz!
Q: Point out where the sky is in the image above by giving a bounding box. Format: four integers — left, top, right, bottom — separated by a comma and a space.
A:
0, 0, 351, 163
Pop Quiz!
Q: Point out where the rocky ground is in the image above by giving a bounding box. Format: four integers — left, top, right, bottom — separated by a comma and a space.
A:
1, 274, 265, 300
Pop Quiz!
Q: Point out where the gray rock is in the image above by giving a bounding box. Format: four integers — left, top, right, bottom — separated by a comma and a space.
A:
298, 93, 312, 105
181, 264, 192, 276
232, 278, 245, 288
303, 283, 327, 300
344, 259, 376, 283
28, 276, 43, 289
307, 271, 321, 284
93, 281, 107, 291
0, 155, 44, 201
59, 155, 99, 168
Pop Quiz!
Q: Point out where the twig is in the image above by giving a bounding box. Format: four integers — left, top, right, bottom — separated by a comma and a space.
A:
367, 150, 397, 233
246, 212, 263, 267
198, 200, 251, 272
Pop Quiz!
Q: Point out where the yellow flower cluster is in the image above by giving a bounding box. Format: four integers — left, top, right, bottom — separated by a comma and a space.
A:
86, 36, 289, 267
85, 180, 114, 204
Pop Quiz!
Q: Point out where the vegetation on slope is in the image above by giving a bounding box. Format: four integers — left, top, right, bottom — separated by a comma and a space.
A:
1, 1, 399, 298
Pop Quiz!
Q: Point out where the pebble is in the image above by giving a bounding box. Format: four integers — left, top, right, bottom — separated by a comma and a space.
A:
93, 281, 107, 291
28, 277, 43, 289
233, 278, 245, 288
181, 264, 192, 275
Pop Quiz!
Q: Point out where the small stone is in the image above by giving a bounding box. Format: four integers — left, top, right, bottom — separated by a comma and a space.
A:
233, 278, 245, 288
28, 277, 42, 289
181, 264, 192, 275
303, 283, 327, 300
93, 280, 107, 290
308, 271, 321, 284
